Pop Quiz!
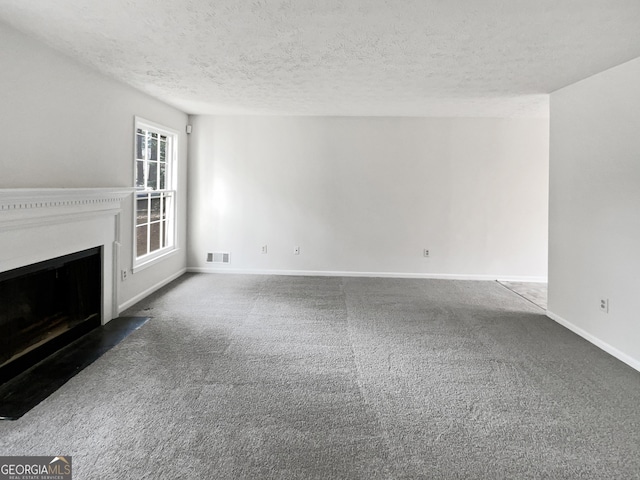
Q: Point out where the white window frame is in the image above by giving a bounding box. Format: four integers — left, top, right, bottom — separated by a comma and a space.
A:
132, 117, 179, 272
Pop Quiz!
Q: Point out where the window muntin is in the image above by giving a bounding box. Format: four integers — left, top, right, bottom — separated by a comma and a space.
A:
134, 120, 177, 267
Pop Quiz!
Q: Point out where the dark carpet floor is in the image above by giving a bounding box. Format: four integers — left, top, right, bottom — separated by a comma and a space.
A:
0, 273, 638, 479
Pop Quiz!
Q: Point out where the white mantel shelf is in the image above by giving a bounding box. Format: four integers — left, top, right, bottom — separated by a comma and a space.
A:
0, 188, 134, 229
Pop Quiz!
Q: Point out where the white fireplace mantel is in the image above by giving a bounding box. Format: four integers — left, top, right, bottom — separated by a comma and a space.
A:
0, 188, 133, 230
0, 187, 134, 323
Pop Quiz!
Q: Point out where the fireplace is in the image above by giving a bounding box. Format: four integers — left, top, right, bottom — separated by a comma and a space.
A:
0, 247, 102, 383
0, 187, 132, 383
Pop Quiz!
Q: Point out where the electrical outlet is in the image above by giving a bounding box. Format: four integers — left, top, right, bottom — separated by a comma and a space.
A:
121, 269, 128, 281
423, 249, 430, 257
294, 246, 300, 255
261, 245, 268, 254
599, 298, 609, 313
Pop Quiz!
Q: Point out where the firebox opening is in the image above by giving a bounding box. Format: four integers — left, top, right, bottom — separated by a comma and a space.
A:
0, 247, 102, 385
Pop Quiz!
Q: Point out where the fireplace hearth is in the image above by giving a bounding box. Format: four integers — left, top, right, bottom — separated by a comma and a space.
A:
0, 247, 102, 384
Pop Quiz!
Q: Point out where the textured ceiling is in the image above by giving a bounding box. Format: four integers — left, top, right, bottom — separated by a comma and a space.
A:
2, 0, 640, 117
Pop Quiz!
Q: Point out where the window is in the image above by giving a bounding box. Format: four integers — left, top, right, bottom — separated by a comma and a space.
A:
133, 118, 177, 270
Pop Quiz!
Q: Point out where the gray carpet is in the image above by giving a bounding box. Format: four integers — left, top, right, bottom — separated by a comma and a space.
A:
1, 274, 639, 479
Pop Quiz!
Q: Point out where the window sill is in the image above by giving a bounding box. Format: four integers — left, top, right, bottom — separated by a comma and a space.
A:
132, 247, 180, 274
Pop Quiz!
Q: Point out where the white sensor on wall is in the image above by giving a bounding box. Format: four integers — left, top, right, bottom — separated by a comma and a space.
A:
207, 252, 230, 264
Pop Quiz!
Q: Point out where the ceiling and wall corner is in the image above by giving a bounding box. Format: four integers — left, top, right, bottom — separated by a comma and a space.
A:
1, 1, 640, 117
0, 22, 189, 314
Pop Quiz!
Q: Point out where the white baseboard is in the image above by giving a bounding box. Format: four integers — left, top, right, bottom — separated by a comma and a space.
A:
496, 276, 548, 283
547, 310, 640, 373
186, 267, 546, 283
118, 268, 186, 313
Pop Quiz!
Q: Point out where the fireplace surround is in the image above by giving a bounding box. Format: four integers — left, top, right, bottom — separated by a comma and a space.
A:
0, 188, 132, 380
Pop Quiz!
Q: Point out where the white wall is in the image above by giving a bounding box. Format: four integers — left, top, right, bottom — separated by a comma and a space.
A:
188, 116, 548, 279
548, 56, 640, 370
0, 23, 188, 311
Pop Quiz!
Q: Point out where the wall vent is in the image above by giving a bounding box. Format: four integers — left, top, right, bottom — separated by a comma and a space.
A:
207, 252, 230, 264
